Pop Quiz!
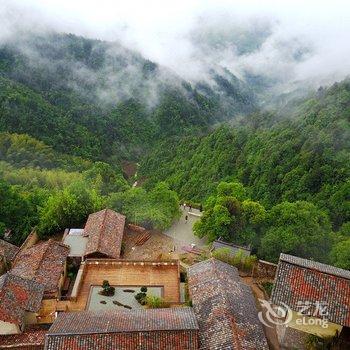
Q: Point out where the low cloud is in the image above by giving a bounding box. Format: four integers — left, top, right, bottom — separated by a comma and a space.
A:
1, 0, 350, 95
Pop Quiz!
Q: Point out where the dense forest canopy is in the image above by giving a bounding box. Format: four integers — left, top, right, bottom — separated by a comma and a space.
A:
0, 32, 349, 268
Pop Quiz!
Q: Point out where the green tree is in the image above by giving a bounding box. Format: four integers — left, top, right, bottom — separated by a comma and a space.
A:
84, 161, 128, 195
259, 201, 332, 262
194, 181, 265, 245
0, 180, 37, 243
108, 182, 180, 230
38, 181, 104, 236
330, 238, 350, 270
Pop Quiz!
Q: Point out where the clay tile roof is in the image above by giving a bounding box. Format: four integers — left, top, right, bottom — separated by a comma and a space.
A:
83, 209, 126, 259
271, 253, 350, 327
0, 325, 48, 348
0, 238, 20, 262
0, 273, 44, 325
45, 308, 198, 350
188, 258, 269, 350
11, 239, 69, 296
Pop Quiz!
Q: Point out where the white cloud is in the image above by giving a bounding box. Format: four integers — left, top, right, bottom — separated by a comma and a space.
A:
1, 0, 350, 87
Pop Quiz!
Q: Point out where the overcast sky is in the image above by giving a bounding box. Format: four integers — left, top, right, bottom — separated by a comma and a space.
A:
2, 0, 350, 86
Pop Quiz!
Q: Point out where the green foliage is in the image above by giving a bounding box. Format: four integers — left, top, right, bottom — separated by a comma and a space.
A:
100, 280, 115, 296
0, 180, 38, 243
83, 162, 129, 195
0, 33, 254, 163
261, 281, 274, 297
330, 238, 350, 270
141, 81, 350, 230
135, 292, 147, 305
38, 181, 104, 237
194, 181, 265, 247
146, 295, 170, 308
212, 247, 257, 273
259, 201, 332, 262
108, 182, 180, 230
217, 181, 246, 200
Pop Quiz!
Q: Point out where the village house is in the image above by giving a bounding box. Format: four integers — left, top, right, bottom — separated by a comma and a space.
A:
43, 258, 270, 350
10, 239, 69, 299
188, 258, 269, 349
63, 208, 126, 260
0, 273, 44, 334
0, 239, 19, 274
44, 308, 199, 350
271, 253, 350, 348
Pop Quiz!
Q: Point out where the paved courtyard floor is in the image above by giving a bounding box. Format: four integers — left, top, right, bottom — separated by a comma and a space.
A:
164, 207, 207, 247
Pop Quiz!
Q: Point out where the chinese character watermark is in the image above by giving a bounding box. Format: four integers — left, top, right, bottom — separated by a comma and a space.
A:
258, 299, 329, 329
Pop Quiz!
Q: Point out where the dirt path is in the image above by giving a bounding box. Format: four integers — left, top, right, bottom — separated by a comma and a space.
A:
242, 277, 280, 350
121, 161, 138, 179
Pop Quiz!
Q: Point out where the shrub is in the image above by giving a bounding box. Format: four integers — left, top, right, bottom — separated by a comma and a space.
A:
99, 280, 115, 296
140, 286, 148, 293
212, 247, 257, 273
135, 292, 147, 305
261, 281, 274, 297
146, 295, 170, 308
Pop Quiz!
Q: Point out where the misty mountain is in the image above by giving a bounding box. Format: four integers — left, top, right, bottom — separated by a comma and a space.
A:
0, 32, 259, 161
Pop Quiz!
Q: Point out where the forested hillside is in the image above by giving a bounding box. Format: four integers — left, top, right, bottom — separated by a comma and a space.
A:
0, 32, 349, 269
0, 33, 257, 161
141, 81, 350, 265
141, 80, 350, 226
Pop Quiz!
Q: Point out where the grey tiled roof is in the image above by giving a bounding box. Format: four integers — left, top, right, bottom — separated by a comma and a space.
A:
188, 258, 269, 350
11, 239, 69, 296
48, 308, 198, 334
84, 209, 126, 259
271, 254, 350, 327
280, 253, 350, 279
0, 239, 20, 262
0, 273, 44, 324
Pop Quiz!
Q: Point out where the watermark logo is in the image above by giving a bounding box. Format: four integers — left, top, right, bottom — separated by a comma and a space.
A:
258, 299, 329, 329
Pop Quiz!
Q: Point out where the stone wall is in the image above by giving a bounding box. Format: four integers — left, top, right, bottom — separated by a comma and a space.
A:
20, 231, 39, 251
252, 260, 278, 279
127, 223, 146, 233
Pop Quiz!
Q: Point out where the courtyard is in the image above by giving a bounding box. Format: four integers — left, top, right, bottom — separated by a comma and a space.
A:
87, 285, 163, 311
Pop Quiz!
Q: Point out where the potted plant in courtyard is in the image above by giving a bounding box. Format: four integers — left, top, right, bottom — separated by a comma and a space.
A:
99, 280, 115, 296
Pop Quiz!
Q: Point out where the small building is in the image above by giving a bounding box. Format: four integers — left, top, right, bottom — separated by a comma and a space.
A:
10, 239, 70, 298
0, 273, 44, 335
63, 209, 126, 260
0, 239, 20, 273
83, 209, 126, 259
188, 258, 269, 350
271, 253, 350, 348
44, 308, 199, 350
212, 237, 251, 256
62, 228, 88, 259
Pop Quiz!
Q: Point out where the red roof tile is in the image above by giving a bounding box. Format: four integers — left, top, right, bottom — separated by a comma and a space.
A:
45, 308, 198, 350
0, 273, 44, 325
271, 253, 350, 327
0, 239, 20, 263
83, 209, 125, 259
11, 240, 69, 297
0, 325, 47, 348
188, 258, 269, 350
